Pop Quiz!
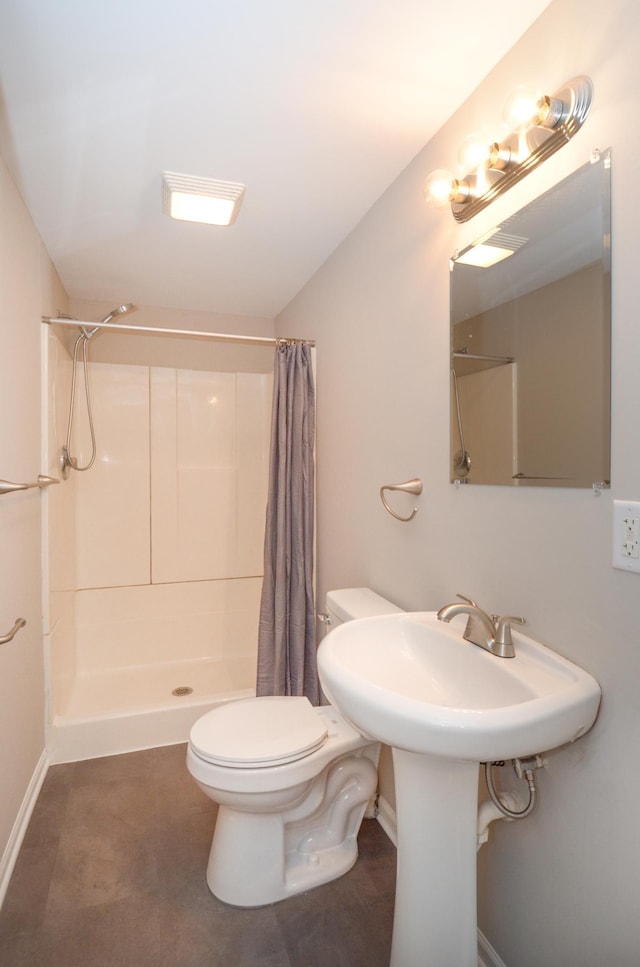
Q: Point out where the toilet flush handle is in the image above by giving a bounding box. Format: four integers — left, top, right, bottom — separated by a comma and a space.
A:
317, 613, 333, 626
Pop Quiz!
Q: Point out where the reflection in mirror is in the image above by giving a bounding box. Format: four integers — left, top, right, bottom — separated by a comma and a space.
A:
450, 149, 611, 487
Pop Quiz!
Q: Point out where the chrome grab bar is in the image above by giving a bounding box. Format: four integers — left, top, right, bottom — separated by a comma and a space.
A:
380, 478, 423, 522
0, 474, 59, 496
0, 618, 26, 645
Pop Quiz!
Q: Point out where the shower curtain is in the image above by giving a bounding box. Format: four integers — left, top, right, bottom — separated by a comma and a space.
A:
256, 340, 319, 704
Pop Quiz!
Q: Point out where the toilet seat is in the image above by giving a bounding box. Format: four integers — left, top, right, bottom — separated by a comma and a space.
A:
189, 695, 328, 768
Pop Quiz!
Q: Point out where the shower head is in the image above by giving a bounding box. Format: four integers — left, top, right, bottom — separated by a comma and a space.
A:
100, 303, 138, 325
79, 303, 138, 341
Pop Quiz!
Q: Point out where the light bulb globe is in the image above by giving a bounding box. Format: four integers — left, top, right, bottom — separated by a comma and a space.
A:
502, 86, 542, 132
457, 136, 489, 172
424, 169, 456, 209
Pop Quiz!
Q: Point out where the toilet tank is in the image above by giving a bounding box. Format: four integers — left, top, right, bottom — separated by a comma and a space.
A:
325, 588, 404, 627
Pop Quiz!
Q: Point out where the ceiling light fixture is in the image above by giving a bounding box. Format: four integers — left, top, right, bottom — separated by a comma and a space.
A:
162, 172, 245, 226
425, 75, 593, 222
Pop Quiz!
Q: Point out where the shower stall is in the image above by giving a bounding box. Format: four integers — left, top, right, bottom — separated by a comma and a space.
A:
42, 311, 283, 763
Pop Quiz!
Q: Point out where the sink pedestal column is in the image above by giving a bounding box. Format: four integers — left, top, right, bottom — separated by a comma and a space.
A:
390, 750, 479, 967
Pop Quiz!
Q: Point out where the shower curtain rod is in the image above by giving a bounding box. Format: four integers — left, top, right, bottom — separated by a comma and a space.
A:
41, 315, 315, 348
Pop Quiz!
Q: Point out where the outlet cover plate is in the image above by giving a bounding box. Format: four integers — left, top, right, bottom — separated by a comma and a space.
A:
613, 500, 640, 572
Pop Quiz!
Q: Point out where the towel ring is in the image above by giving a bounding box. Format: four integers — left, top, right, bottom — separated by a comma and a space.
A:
380, 478, 423, 522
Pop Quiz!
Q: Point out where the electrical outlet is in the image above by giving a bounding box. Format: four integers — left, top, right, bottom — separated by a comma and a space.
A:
613, 500, 640, 572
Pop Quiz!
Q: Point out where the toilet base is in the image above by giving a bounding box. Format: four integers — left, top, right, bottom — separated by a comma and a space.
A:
205, 753, 378, 906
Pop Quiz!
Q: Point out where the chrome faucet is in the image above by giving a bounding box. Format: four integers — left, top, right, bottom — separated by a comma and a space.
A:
436, 594, 525, 658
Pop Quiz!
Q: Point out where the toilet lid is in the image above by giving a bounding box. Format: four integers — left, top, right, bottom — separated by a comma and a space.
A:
190, 696, 328, 768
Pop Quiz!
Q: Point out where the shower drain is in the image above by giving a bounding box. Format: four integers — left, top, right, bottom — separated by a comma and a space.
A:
171, 686, 194, 697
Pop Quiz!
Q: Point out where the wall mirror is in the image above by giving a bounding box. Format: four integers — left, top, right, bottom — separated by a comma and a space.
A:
450, 148, 611, 487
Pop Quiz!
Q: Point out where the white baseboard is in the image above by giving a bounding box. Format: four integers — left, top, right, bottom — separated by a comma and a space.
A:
0, 749, 50, 910
375, 796, 507, 967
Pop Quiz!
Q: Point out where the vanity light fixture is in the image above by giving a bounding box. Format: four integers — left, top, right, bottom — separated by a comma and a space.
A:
162, 172, 245, 226
425, 75, 593, 223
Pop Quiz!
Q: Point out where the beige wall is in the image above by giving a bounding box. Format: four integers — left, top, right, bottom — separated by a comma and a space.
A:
0, 153, 68, 888
277, 1, 640, 963
515, 264, 609, 482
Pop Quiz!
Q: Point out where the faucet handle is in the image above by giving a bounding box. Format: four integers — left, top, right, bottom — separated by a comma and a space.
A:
456, 593, 479, 608
494, 615, 526, 647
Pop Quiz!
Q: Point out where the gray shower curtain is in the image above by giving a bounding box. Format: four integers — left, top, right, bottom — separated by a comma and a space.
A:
256, 340, 319, 704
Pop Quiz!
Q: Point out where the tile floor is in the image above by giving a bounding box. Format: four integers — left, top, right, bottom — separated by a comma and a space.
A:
0, 744, 396, 966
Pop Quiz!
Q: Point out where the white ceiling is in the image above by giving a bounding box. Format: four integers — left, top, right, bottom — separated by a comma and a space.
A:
0, 1, 552, 319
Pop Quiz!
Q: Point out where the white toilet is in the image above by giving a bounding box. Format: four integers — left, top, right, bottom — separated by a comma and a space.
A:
186, 587, 403, 907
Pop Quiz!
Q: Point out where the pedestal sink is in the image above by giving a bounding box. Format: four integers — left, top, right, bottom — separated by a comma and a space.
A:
317, 612, 601, 967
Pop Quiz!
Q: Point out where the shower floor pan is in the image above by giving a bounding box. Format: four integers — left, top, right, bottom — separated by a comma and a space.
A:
48, 656, 255, 764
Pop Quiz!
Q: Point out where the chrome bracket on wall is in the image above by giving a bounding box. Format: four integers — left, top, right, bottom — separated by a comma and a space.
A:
380, 478, 423, 522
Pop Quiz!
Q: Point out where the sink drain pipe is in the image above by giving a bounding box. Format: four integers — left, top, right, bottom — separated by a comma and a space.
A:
477, 756, 545, 849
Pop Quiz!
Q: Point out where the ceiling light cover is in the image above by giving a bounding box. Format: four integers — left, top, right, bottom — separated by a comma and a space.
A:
454, 244, 515, 268
162, 172, 245, 226
454, 228, 528, 267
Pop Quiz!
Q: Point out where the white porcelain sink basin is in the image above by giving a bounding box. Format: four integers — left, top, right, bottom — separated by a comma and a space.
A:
317, 611, 601, 761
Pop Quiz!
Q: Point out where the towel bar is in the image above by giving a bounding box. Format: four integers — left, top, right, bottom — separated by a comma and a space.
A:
0, 474, 59, 496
